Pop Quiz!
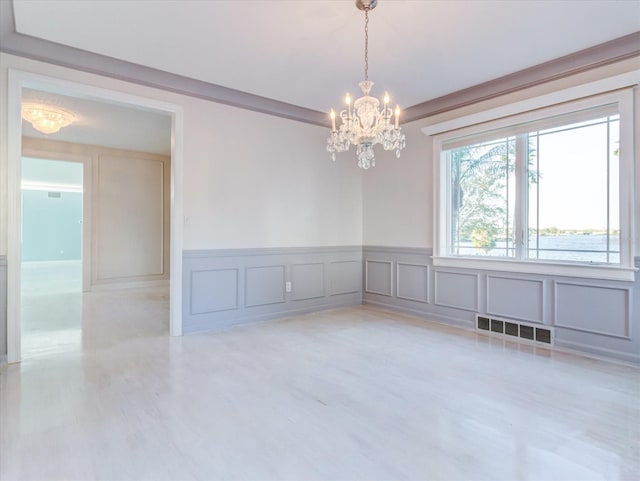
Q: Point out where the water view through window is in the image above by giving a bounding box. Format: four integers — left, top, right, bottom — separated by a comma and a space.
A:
455, 235, 619, 263
448, 112, 620, 265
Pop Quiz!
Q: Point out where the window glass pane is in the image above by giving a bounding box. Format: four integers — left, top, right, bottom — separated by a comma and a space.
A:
448, 137, 516, 257
527, 116, 619, 264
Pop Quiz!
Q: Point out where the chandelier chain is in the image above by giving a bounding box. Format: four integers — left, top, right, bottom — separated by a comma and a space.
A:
364, 8, 369, 81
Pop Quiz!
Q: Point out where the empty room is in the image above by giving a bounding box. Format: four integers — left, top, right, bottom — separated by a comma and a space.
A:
0, 1, 639, 480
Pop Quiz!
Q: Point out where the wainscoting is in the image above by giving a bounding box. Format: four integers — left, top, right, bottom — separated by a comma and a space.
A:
3, 246, 636, 363
363, 246, 640, 364
182, 247, 362, 333
0, 255, 6, 361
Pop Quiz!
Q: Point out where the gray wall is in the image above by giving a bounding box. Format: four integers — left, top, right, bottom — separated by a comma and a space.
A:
362, 246, 640, 364
0, 255, 6, 361
182, 246, 362, 333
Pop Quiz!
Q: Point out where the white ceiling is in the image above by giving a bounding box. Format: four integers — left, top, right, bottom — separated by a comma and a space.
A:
13, 0, 640, 113
12, 0, 640, 152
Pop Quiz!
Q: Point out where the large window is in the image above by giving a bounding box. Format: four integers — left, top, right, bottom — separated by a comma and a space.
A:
434, 89, 635, 280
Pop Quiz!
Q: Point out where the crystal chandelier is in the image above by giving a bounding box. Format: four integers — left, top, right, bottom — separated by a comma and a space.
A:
327, 0, 406, 170
21, 102, 76, 135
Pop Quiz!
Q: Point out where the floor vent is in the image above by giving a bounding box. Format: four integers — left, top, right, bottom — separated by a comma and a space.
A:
476, 315, 553, 345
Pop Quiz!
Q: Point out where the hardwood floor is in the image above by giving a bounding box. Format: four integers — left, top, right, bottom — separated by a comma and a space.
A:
1, 286, 638, 480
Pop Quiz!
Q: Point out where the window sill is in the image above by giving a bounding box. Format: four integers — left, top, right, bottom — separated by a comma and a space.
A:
432, 256, 637, 282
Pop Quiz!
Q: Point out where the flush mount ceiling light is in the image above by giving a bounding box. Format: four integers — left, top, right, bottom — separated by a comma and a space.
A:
21, 102, 76, 135
327, 0, 406, 170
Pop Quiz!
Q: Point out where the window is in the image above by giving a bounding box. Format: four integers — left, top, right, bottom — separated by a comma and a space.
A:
433, 89, 635, 280
527, 114, 620, 264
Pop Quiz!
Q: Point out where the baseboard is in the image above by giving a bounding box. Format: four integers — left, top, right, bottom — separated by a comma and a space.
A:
362, 299, 474, 330
553, 338, 640, 366
185, 297, 362, 335
91, 279, 169, 291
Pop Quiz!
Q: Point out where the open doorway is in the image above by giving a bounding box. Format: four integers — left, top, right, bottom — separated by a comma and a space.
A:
21, 157, 84, 357
7, 72, 184, 363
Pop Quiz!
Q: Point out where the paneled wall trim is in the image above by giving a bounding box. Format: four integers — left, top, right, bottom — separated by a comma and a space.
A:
182, 246, 362, 333
363, 247, 640, 364
396, 263, 429, 303
364, 259, 393, 296
553, 281, 632, 340
486, 275, 545, 324
434, 270, 479, 312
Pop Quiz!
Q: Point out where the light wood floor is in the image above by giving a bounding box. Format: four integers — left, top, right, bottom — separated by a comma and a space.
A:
1, 285, 639, 480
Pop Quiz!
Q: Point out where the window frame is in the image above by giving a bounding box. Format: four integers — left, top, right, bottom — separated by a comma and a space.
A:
431, 88, 636, 282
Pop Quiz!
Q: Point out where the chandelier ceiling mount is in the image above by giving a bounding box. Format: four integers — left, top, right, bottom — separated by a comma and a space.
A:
355, 0, 378, 11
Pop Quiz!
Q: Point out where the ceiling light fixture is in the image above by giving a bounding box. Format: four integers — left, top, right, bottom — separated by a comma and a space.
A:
21, 102, 76, 135
327, 0, 406, 170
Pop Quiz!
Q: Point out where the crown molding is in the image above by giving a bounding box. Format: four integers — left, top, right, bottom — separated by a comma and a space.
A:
403, 31, 640, 123
0, 0, 328, 127
2, 1, 638, 127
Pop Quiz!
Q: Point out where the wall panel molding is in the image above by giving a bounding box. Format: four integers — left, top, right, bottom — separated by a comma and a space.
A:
396, 263, 429, 304
434, 269, 479, 312
182, 247, 362, 333
190, 268, 239, 315
486, 275, 545, 324
553, 280, 632, 340
291, 262, 325, 301
365, 259, 393, 297
245, 265, 286, 308
329, 260, 361, 296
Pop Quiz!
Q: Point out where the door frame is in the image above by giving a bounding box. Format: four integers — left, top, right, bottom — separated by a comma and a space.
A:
7, 69, 184, 363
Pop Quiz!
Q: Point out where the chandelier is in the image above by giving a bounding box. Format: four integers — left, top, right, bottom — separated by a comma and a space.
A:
21, 102, 76, 135
327, 0, 406, 170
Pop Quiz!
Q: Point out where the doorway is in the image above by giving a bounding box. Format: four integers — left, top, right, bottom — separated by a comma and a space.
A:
6, 70, 184, 363
21, 157, 84, 357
